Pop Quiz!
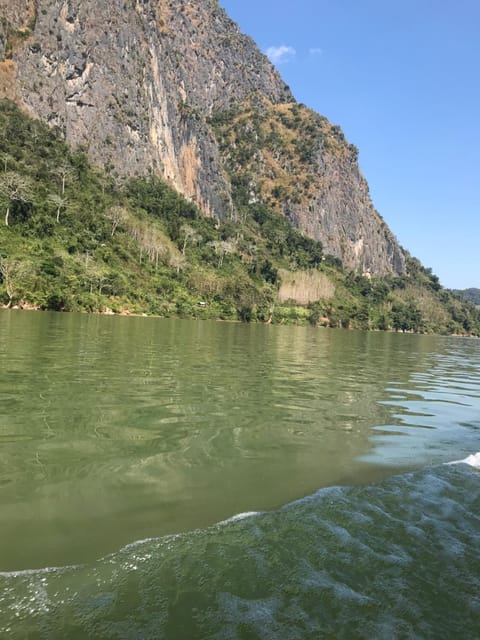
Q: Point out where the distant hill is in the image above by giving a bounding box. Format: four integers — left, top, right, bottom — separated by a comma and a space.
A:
452, 288, 480, 305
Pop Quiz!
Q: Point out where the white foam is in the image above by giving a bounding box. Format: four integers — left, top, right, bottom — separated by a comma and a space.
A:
460, 452, 480, 468
122, 536, 160, 551
447, 452, 480, 469
0, 564, 80, 578
217, 511, 261, 526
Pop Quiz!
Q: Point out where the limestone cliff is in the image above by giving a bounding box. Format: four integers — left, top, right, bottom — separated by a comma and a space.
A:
211, 100, 405, 275
0, 0, 405, 274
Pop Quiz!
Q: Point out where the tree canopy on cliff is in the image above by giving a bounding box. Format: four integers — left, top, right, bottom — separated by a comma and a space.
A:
0, 101, 478, 335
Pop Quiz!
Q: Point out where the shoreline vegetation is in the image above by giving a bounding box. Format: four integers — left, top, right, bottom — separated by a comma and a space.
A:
2, 304, 478, 339
1, 100, 479, 336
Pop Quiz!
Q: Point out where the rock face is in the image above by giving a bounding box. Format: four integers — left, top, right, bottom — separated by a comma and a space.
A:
211, 101, 405, 275
0, 0, 405, 274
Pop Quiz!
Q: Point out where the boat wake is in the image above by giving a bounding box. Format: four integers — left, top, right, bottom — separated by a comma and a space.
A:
1, 457, 479, 639
448, 451, 480, 468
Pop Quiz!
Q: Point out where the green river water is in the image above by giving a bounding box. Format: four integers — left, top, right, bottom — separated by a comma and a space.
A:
0, 310, 479, 638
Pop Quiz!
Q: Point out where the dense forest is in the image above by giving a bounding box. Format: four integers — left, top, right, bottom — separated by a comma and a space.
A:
451, 288, 480, 306
0, 100, 479, 335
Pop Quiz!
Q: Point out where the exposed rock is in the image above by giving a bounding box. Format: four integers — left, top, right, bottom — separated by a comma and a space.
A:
0, 0, 405, 274
0, 0, 36, 32
212, 101, 404, 274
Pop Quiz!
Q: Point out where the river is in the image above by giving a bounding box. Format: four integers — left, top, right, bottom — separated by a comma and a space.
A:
0, 311, 479, 638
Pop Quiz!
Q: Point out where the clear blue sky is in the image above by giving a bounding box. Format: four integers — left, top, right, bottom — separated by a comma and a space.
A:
220, 0, 480, 289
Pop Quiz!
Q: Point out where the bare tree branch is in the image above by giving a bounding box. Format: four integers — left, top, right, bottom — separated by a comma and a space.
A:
47, 193, 71, 223
0, 172, 34, 226
0, 257, 28, 306
180, 223, 202, 255
208, 239, 237, 267
52, 164, 75, 196
105, 205, 129, 236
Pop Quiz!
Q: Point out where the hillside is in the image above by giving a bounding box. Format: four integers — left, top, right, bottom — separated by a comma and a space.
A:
1, 101, 479, 335
0, 2, 478, 334
0, 0, 403, 275
452, 288, 480, 306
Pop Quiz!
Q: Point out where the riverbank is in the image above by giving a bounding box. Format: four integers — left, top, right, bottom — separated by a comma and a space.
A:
1, 303, 477, 337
